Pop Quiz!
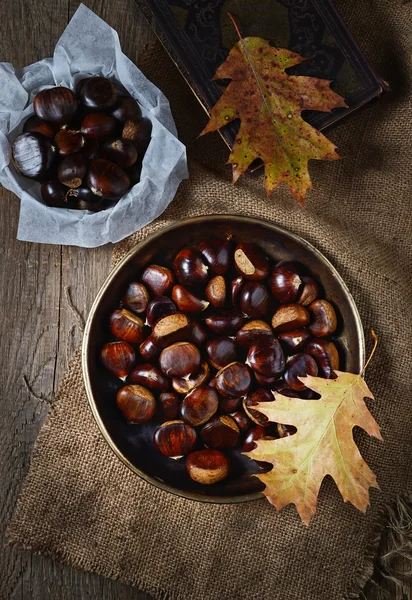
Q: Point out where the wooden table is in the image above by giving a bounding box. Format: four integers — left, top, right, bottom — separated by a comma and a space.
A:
0, 1, 409, 599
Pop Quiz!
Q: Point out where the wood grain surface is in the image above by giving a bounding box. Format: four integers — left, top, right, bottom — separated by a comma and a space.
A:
0, 1, 409, 599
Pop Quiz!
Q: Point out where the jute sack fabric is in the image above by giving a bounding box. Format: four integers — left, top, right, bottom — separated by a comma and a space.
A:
7, 0, 412, 598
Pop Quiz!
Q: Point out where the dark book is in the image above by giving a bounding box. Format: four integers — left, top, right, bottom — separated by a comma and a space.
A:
135, 0, 385, 149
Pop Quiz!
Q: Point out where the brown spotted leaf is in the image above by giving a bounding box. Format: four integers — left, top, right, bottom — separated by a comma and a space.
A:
244, 368, 382, 525
200, 28, 347, 204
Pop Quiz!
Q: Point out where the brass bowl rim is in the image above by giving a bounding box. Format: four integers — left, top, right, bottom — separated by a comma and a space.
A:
82, 214, 365, 504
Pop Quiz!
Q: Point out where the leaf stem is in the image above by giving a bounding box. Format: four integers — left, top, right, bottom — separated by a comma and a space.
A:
360, 330, 378, 377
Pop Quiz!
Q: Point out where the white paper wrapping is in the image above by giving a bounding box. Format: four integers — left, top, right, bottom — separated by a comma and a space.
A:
0, 4, 188, 247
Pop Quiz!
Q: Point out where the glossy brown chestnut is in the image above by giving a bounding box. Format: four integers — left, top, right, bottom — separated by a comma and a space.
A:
277, 423, 297, 438
116, 384, 156, 424
146, 296, 177, 327
129, 363, 170, 392
141, 264, 175, 296
122, 281, 150, 315
172, 285, 209, 313
67, 185, 100, 205
154, 420, 197, 457
243, 388, 274, 426
186, 449, 230, 484
231, 411, 251, 431
109, 308, 145, 344
231, 276, 244, 307
139, 335, 161, 362
41, 180, 75, 208
215, 362, 252, 399
297, 276, 319, 306
75, 77, 91, 96
101, 341, 136, 378
110, 96, 141, 123
278, 329, 311, 353
157, 392, 180, 421
180, 386, 219, 426
81, 139, 100, 161
205, 276, 226, 308
80, 76, 117, 110
159, 342, 201, 378
87, 158, 130, 200
308, 299, 338, 337
271, 304, 310, 333
81, 113, 117, 141
152, 313, 191, 348
54, 128, 85, 156
240, 282, 271, 319
200, 415, 239, 449
304, 339, 339, 378
12, 133, 55, 179
101, 138, 138, 169
33, 86, 77, 126
205, 337, 237, 370
76, 199, 104, 212
219, 397, 241, 413
204, 309, 244, 336
269, 264, 302, 303
235, 320, 273, 349
23, 115, 57, 139
284, 353, 318, 391
243, 426, 267, 452
172, 360, 210, 395
122, 117, 152, 145
58, 154, 87, 188
190, 320, 208, 346
247, 337, 285, 378
234, 242, 269, 280
198, 237, 231, 275
254, 372, 279, 388
173, 248, 209, 286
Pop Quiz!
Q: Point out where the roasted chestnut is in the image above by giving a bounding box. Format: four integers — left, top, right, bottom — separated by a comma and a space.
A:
101, 341, 136, 378
141, 264, 175, 296
12, 133, 55, 179
240, 282, 271, 319
284, 353, 318, 391
269, 264, 302, 303
139, 335, 162, 361
215, 362, 252, 399
172, 285, 209, 313
159, 342, 201, 378
172, 361, 210, 395
116, 384, 156, 424
173, 248, 209, 286
109, 308, 145, 344
231, 411, 251, 431
234, 242, 269, 280
205, 276, 226, 308
205, 337, 237, 370
243, 425, 267, 451
204, 309, 243, 336
198, 237, 231, 275
80, 76, 117, 110
81, 113, 117, 141
122, 281, 150, 315
247, 337, 285, 378
23, 115, 57, 139
243, 388, 274, 426
129, 364, 169, 392
200, 415, 240, 449
271, 304, 310, 333
110, 96, 141, 123
152, 313, 191, 348
278, 329, 311, 354
54, 128, 85, 156
33, 86, 77, 126
308, 299, 337, 337
158, 392, 180, 421
87, 158, 130, 200
231, 276, 244, 307
41, 180, 75, 208
186, 449, 230, 484
58, 154, 87, 188
277, 423, 297, 438
304, 339, 339, 378
297, 276, 319, 306
235, 320, 273, 349
101, 138, 138, 168
154, 420, 197, 457
180, 386, 219, 426
146, 296, 177, 327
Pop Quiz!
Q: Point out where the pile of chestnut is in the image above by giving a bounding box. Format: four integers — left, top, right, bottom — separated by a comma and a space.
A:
11, 77, 151, 211
100, 238, 340, 486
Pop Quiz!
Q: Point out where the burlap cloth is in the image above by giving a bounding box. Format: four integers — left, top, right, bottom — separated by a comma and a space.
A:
7, 0, 412, 598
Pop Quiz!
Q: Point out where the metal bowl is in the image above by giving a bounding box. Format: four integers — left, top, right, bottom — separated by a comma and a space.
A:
82, 215, 364, 503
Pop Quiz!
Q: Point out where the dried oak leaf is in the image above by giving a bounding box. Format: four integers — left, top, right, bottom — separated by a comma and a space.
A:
200, 32, 347, 204
245, 371, 382, 525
